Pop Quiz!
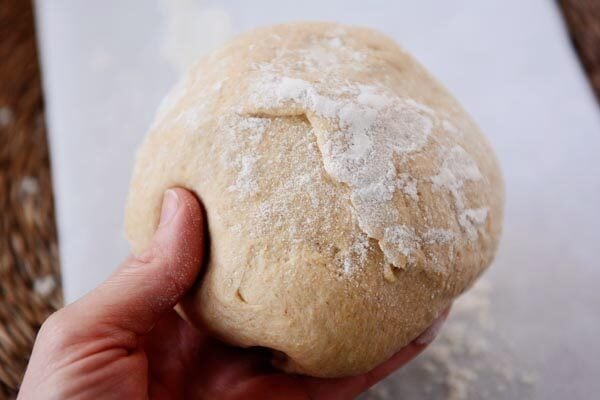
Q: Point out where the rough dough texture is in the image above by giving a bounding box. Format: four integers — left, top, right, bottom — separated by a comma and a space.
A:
125, 22, 504, 378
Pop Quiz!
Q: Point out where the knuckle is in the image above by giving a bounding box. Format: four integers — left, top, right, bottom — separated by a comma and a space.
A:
37, 309, 71, 347
37, 305, 89, 352
39, 309, 65, 334
127, 243, 162, 267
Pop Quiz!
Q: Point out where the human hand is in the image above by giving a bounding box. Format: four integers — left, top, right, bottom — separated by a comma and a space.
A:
19, 188, 449, 400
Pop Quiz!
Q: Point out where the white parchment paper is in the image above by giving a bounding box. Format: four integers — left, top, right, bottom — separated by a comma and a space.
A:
35, 1, 600, 398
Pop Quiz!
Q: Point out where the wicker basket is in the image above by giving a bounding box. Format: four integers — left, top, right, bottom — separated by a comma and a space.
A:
0, 1, 62, 398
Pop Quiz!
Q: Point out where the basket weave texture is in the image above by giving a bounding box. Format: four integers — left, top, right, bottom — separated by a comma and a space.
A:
0, 0, 62, 398
559, 0, 600, 104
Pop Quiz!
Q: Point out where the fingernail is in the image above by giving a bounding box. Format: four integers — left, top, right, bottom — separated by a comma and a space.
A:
159, 189, 179, 227
415, 312, 447, 345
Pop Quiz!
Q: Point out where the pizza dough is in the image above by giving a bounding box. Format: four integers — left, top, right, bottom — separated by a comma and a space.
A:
125, 22, 504, 378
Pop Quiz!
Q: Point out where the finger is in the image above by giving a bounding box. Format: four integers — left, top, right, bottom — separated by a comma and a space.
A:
70, 188, 205, 336
305, 305, 451, 399
143, 310, 203, 371
352, 306, 451, 390
300, 344, 424, 400
143, 311, 203, 398
414, 305, 451, 345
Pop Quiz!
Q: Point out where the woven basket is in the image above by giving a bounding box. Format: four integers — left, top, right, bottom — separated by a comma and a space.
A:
559, 0, 600, 104
0, 0, 62, 398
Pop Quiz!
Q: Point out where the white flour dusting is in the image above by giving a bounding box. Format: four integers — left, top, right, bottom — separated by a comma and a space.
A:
222, 116, 271, 197
431, 145, 488, 238
381, 225, 420, 265
431, 145, 483, 197
459, 207, 490, 240
423, 228, 455, 244
396, 173, 419, 202
228, 154, 260, 195
442, 119, 461, 136
361, 279, 537, 400
159, 32, 491, 277
343, 233, 371, 276
247, 73, 439, 272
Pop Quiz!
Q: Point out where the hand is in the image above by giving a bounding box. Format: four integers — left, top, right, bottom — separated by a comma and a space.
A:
19, 188, 449, 400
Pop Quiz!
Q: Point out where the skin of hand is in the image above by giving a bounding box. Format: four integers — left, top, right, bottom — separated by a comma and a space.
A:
18, 188, 450, 400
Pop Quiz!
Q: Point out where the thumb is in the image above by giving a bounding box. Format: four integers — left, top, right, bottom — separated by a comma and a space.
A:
72, 187, 205, 336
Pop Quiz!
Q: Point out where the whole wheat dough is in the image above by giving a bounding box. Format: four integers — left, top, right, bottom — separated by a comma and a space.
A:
125, 22, 504, 378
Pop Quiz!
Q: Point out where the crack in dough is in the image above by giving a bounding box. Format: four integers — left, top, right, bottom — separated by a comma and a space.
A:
245, 75, 437, 271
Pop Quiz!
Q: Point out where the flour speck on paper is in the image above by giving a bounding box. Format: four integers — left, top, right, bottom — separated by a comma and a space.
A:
360, 278, 537, 400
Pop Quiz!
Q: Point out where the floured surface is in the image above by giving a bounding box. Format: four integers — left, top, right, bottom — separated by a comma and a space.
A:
36, 0, 600, 398
361, 278, 537, 400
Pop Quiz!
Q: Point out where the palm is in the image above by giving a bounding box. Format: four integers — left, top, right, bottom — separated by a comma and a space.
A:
142, 311, 431, 400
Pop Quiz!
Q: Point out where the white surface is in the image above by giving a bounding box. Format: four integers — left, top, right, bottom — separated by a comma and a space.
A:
35, 0, 600, 398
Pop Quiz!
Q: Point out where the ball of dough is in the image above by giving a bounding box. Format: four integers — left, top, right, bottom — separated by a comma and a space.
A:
125, 22, 504, 378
